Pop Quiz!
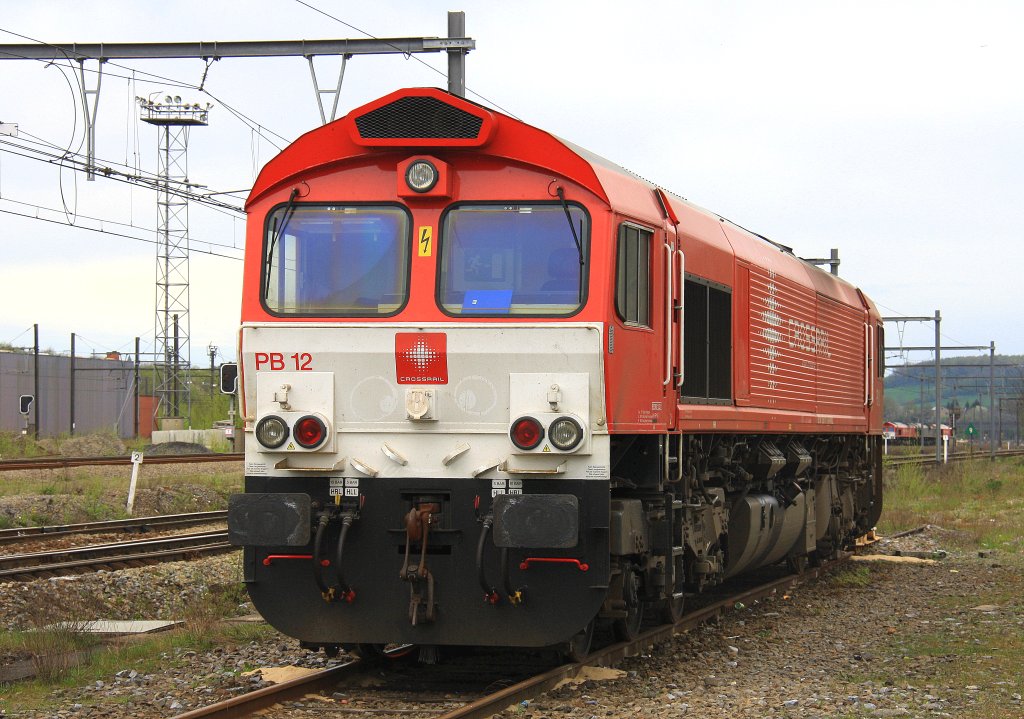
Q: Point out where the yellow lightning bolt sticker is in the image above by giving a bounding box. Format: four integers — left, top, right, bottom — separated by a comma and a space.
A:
418, 226, 433, 257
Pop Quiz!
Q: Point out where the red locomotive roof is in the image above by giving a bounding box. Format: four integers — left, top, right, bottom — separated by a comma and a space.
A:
248, 87, 609, 208
249, 87, 871, 313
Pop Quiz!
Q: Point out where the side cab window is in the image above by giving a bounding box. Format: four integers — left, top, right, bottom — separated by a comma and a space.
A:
615, 223, 652, 327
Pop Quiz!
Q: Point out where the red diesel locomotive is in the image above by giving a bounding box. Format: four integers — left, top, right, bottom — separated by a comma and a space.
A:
228, 87, 884, 658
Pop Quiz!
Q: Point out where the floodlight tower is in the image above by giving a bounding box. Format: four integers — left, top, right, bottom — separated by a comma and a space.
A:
138, 95, 211, 424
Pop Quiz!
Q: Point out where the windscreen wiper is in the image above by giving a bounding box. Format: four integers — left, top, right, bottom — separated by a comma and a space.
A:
264, 187, 300, 300
555, 186, 585, 302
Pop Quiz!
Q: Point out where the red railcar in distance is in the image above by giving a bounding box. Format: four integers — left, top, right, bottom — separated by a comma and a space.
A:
228, 88, 884, 659
884, 421, 918, 443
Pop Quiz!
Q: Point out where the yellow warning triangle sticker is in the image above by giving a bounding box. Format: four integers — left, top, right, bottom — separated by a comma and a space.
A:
287, 442, 296, 450
542, 445, 551, 453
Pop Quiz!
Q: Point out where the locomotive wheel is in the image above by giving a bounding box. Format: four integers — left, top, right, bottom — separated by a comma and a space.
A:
613, 566, 644, 641
562, 618, 595, 662
812, 539, 837, 566
660, 592, 685, 624
351, 644, 387, 661
350, 643, 416, 662
787, 553, 808, 575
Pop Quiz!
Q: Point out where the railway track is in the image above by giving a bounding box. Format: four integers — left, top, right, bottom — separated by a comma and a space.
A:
169, 560, 845, 719
0, 510, 228, 547
0, 530, 234, 582
0, 452, 243, 472
885, 447, 1024, 467
5, 446, 1022, 473
3, 447, 1018, 473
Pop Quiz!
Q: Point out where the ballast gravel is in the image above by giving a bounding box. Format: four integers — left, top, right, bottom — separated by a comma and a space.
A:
0, 527, 1021, 718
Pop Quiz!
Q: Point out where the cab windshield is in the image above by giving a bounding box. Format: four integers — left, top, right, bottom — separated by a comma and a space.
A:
263, 205, 410, 316
438, 204, 589, 316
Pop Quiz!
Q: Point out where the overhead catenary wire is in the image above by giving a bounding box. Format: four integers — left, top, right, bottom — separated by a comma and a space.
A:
27, 54, 87, 226
14, 128, 249, 205
0, 207, 242, 261
0, 139, 245, 216
290, 0, 521, 120
0, 27, 291, 150
3, 130, 244, 206
2, 326, 34, 348
0, 196, 244, 254
16, 128, 163, 181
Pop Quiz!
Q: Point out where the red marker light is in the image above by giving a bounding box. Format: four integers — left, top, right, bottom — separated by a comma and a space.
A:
294, 415, 327, 448
510, 417, 544, 450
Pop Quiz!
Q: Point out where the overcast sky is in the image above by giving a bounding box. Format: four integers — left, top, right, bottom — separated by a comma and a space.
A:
0, 1, 1021, 366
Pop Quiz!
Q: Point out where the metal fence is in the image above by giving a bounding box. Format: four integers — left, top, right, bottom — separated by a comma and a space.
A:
0, 350, 135, 438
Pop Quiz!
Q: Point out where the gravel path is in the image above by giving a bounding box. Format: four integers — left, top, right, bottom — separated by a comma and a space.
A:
499, 530, 1023, 719
1, 528, 1021, 718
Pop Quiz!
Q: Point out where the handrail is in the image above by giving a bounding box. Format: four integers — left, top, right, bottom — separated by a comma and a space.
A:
864, 324, 871, 406
663, 242, 673, 386
675, 249, 685, 388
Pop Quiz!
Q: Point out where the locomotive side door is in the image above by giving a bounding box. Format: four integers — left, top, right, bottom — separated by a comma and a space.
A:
609, 218, 675, 433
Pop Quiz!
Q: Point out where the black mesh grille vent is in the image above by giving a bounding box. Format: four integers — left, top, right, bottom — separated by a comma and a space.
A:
355, 96, 483, 139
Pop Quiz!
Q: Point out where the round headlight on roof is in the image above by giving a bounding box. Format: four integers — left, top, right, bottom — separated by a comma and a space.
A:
405, 160, 438, 193
255, 415, 289, 449
549, 416, 584, 451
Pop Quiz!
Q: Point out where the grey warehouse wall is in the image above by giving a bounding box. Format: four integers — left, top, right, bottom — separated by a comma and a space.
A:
0, 351, 135, 438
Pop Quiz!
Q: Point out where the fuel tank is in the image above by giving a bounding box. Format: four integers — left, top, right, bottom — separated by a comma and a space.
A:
723, 491, 810, 578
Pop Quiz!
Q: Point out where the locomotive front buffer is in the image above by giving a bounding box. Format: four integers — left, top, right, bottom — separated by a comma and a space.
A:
230, 340, 618, 652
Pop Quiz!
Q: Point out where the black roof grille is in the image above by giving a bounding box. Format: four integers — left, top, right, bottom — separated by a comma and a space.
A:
355, 96, 483, 139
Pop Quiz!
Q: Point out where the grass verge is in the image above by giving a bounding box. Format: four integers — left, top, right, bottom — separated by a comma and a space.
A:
879, 458, 1024, 553
849, 458, 1024, 717
0, 586, 268, 713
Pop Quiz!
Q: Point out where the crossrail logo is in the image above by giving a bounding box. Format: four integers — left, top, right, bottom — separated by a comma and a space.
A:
395, 333, 448, 384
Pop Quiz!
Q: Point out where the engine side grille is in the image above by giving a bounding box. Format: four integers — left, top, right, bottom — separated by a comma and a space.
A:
354, 96, 483, 140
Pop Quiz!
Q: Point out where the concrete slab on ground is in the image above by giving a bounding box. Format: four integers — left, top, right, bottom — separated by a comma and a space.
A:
46, 619, 181, 634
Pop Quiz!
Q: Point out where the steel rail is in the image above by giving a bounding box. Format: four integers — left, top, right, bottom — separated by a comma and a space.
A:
3, 446, 1018, 472
885, 447, 1024, 467
168, 561, 842, 719
887, 524, 929, 539
0, 531, 234, 582
0, 453, 243, 472
171, 658, 368, 719
439, 564, 838, 719
0, 510, 228, 546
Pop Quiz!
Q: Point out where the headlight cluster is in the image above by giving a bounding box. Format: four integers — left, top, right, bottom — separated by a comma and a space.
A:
509, 415, 584, 452
255, 414, 328, 450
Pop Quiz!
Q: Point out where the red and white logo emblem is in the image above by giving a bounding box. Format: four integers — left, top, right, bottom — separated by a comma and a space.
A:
395, 333, 448, 385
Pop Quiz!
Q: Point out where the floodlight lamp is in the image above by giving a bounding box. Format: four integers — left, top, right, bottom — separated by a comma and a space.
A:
164, 95, 172, 103
174, 96, 182, 104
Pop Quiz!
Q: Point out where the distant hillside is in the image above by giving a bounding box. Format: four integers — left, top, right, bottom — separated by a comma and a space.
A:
883, 354, 1024, 423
